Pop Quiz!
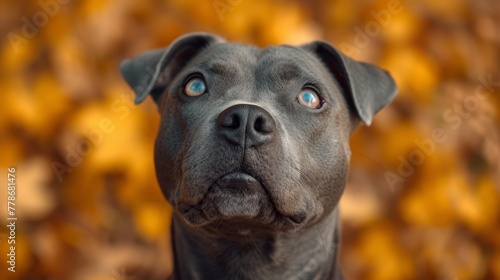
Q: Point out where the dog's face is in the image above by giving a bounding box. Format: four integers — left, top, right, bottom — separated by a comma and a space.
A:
120, 33, 396, 238
155, 43, 352, 236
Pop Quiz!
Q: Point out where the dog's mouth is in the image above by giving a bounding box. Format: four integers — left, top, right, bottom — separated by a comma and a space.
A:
214, 172, 263, 194
177, 171, 308, 234
178, 172, 269, 222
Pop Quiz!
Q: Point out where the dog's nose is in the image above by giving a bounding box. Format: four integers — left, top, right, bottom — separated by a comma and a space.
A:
217, 104, 275, 148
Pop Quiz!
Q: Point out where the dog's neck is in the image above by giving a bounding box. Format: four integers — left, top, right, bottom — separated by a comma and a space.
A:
169, 209, 342, 280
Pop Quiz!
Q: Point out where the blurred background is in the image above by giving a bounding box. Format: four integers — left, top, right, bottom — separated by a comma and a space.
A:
0, 0, 499, 279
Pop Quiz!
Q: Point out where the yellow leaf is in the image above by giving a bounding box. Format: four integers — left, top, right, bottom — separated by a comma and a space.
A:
358, 224, 414, 280
381, 47, 439, 103
133, 203, 171, 241
455, 175, 499, 233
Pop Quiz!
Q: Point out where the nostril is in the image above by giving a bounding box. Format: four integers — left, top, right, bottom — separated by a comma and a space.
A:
289, 213, 307, 224
222, 113, 240, 129
253, 115, 273, 133
254, 116, 264, 132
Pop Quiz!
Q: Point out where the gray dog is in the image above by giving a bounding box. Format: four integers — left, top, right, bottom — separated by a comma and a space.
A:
120, 33, 396, 280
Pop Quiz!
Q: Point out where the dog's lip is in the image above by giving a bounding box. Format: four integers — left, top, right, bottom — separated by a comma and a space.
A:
177, 172, 310, 228
177, 172, 263, 212
215, 172, 262, 191
213, 173, 309, 225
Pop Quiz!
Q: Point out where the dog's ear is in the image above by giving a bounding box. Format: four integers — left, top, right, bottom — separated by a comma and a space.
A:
120, 33, 224, 104
302, 41, 397, 126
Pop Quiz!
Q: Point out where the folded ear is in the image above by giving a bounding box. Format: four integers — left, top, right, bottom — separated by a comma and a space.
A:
302, 41, 397, 126
120, 33, 224, 104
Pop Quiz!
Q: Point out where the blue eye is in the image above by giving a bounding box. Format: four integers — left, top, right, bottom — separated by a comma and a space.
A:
297, 88, 321, 108
184, 77, 207, 96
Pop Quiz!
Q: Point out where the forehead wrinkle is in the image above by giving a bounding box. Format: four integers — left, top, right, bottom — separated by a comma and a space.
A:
253, 47, 341, 101
209, 60, 238, 75
257, 58, 320, 86
197, 60, 239, 77
199, 43, 258, 76
257, 47, 318, 83
269, 63, 302, 81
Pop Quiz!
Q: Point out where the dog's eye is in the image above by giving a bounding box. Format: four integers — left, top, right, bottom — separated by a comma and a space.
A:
297, 88, 321, 109
184, 77, 207, 96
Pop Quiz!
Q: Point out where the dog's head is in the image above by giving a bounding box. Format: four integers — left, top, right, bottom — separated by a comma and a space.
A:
120, 33, 396, 238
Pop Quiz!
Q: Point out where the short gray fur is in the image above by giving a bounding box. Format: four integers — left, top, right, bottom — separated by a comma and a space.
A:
120, 32, 397, 280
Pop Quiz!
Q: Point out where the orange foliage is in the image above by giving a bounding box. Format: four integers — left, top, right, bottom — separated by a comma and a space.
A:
0, 0, 498, 279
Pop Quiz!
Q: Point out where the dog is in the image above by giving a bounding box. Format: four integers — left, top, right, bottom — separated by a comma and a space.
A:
120, 33, 397, 280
